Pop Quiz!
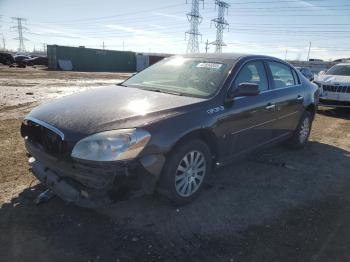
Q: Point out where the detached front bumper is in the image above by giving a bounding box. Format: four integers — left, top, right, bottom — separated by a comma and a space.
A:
25, 140, 165, 208
30, 159, 113, 207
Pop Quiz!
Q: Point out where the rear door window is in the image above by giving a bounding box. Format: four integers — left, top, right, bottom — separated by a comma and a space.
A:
268, 61, 296, 89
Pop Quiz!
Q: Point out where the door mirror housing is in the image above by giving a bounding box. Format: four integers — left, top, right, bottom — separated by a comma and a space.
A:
226, 83, 260, 102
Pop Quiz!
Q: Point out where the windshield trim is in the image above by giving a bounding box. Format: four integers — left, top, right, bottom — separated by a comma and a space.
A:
326, 65, 350, 76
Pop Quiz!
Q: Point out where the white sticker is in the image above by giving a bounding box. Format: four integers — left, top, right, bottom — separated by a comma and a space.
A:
196, 63, 223, 69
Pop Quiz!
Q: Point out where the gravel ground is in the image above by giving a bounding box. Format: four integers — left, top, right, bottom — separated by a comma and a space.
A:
0, 66, 350, 262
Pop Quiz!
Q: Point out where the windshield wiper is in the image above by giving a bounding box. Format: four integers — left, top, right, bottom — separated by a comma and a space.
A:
117, 83, 127, 87
146, 88, 183, 96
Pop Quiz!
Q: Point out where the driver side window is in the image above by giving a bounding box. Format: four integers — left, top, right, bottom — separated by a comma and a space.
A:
234, 61, 269, 92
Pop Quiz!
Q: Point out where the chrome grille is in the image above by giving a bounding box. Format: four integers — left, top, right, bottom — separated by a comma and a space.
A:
323, 85, 350, 93
21, 120, 67, 157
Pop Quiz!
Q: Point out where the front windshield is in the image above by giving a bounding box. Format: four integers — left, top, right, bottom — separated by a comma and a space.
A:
326, 65, 350, 76
123, 56, 231, 98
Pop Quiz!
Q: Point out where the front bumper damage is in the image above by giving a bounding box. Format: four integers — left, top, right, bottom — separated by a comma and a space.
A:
25, 140, 165, 208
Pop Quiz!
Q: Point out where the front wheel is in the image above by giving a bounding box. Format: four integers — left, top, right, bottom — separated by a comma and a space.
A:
286, 111, 313, 149
157, 139, 212, 205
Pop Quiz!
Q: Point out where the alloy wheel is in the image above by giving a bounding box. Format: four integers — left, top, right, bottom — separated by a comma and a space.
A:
175, 150, 206, 197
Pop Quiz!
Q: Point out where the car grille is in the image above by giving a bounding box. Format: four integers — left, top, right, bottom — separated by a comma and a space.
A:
323, 85, 350, 93
21, 120, 67, 157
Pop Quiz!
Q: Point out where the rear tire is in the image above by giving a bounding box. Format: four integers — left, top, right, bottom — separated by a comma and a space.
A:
157, 139, 212, 205
286, 111, 313, 149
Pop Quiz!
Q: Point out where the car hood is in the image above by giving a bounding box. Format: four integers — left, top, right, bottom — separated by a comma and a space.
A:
26, 85, 204, 141
316, 74, 350, 85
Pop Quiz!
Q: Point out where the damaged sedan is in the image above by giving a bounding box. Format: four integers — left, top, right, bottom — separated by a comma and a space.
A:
21, 53, 319, 207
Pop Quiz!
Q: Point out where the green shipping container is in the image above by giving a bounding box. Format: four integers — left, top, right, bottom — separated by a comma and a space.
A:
47, 45, 136, 72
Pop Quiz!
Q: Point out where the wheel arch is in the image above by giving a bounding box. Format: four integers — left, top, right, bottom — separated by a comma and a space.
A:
168, 128, 219, 163
305, 103, 316, 120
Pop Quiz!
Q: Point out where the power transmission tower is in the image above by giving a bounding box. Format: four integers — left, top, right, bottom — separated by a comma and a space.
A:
12, 17, 28, 53
210, 0, 230, 53
42, 43, 47, 53
185, 0, 204, 54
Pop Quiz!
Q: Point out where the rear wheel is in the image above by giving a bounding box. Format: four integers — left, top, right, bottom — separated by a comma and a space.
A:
157, 139, 211, 205
286, 111, 313, 149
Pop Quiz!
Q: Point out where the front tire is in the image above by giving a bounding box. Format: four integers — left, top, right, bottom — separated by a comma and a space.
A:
286, 111, 313, 149
157, 139, 212, 205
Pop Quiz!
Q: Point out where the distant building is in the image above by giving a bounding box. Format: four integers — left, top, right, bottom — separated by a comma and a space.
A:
47, 45, 170, 72
289, 60, 336, 74
333, 58, 350, 63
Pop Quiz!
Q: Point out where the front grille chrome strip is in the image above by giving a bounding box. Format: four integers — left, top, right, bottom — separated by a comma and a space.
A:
323, 85, 350, 93
25, 116, 65, 141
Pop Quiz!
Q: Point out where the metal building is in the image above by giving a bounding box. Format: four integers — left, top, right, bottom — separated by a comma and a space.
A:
47, 45, 136, 72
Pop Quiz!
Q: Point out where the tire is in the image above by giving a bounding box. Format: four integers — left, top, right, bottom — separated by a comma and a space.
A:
157, 139, 212, 205
286, 111, 313, 149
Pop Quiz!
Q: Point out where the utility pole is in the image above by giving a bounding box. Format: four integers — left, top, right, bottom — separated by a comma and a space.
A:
1, 35, 5, 51
307, 41, 312, 61
102, 41, 105, 50
42, 43, 47, 53
210, 0, 230, 53
12, 17, 28, 53
185, 0, 204, 54
285, 49, 288, 61
205, 39, 209, 53
122, 40, 125, 51
0, 17, 5, 51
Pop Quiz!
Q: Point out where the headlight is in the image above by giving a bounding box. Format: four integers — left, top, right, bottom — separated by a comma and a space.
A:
71, 129, 151, 161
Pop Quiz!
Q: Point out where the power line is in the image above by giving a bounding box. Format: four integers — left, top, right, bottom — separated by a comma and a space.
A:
185, 0, 204, 54
37, 3, 184, 24
211, 0, 230, 53
225, 0, 327, 5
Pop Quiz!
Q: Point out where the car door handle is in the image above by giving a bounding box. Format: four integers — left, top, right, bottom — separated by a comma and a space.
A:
265, 104, 276, 110
297, 95, 304, 101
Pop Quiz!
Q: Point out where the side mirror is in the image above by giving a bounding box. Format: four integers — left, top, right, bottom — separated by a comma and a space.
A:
226, 83, 260, 102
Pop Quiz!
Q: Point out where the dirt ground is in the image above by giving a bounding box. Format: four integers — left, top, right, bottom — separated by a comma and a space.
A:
0, 65, 350, 262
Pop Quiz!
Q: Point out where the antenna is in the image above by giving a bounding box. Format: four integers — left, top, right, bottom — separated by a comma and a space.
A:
12, 17, 28, 53
210, 0, 230, 53
185, 0, 204, 54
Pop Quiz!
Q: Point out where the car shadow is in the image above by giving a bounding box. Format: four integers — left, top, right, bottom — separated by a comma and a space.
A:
318, 106, 350, 120
1, 141, 350, 261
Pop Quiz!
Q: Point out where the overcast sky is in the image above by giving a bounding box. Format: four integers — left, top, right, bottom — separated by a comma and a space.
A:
1, 0, 350, 60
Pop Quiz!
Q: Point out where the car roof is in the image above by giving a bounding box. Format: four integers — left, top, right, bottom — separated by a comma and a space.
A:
336, 63, 350, 66
182, 52, 285, 64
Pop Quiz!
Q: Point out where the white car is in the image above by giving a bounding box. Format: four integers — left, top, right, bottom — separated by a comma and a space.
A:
314, 63, 350, 107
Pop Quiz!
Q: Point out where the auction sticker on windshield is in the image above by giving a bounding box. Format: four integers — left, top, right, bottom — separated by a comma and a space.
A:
196, 63, 223, 69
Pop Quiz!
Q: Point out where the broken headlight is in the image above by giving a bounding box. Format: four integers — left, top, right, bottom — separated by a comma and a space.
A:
71, 129, 151, 161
